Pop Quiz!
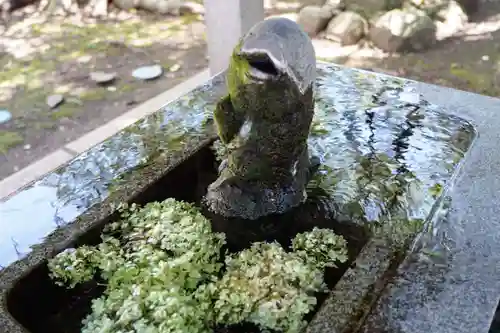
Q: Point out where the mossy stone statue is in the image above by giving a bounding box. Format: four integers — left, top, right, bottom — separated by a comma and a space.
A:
204, 17, 320, 220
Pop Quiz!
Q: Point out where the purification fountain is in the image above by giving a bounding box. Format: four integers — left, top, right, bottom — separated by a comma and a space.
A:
0, 17, 498, 333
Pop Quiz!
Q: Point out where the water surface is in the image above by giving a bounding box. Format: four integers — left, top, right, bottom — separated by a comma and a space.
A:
307, 63, 476, 239
0, 63, 476, 269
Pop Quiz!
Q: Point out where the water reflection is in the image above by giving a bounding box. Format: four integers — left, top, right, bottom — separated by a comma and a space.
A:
307, 63, 476, 245
0, 79, 221, 268
413, 195, 454, 266
0, 186, 79, 268
0, 64, 476, 270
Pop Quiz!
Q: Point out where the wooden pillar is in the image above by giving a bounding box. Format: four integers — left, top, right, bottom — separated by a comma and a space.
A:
204, 0, 265, 75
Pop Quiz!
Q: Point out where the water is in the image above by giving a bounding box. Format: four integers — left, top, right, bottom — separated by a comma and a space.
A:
0, 63, 476, 272
306, 63, 476, 245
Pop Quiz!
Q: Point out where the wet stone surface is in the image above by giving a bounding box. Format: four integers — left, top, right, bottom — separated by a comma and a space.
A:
0, 62, 495, 333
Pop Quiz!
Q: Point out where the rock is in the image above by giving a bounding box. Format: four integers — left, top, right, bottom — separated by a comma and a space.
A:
169, 63, 181, 72
407, 0, 449, 17
90, 71, 117, 84
367, 11, 386, 26
139, 0, 182, 14
132, 65, 163, 80
297, 5, 333, 36
113, 0, 138, 10
113, 0, 182, 14
345, 0, 402, 18
84, 0, 108, 17
60, 0, 75, 12
435, 0, 468, 38
457, 0, 479, 15
66, 97, 83, 106
179, 1, 204, 14
6, 0, 36, 12
369, 9, 437, 53
298, 0, 326, 10
0, 110, 12, 125
46, 94, 64, 109
324, 11, 368, 45
321, 0, 345, 17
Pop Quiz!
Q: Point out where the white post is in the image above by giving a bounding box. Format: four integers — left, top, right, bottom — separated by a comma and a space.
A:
204, 0, 265, 75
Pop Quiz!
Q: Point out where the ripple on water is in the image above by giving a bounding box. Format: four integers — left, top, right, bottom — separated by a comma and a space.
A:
307, 63, 476, 238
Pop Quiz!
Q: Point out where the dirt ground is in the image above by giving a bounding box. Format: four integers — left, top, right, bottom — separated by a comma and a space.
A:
1, 0, 500, 182
327, 2, 500, 97
0, 8, 208, 180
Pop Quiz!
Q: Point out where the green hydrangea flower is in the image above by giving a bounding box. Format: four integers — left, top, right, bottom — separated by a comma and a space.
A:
48, 199, 349, 333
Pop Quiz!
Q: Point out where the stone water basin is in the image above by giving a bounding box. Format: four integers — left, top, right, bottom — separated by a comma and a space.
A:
0, 62, 476, 333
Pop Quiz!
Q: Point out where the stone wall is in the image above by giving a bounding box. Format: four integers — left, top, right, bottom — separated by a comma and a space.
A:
297, 0, 480, 53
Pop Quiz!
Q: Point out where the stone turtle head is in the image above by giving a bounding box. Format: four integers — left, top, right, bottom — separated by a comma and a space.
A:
234, 17, 316, 95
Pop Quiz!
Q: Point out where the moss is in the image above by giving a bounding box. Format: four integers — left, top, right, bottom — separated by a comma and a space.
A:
414, 58, 432, 71
226, 41, 250, 98
429, 183, 443, 199
316, 56, 332, 63
33, 121, 57, 130
50, 104, 80, 120
0, 16, 201, 149
181, 14, 202, 25
48, 20, 178, 46
168, 23, 183, 32
207, 20, 319, 220
119, 84, 135, 93
0, 131, 24, 154
449, 63, 492, 93
160, 59, 176, 69
0, 57, 56, 87
1, 17, 185, 91
310, 121, 330, 137
79, 88, 111, 101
